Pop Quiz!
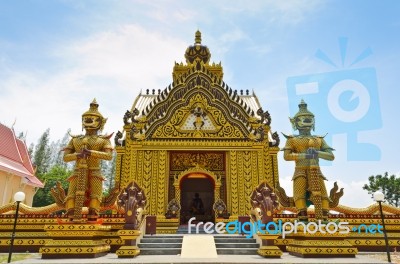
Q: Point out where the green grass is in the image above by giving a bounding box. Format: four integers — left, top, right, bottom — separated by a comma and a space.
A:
0, 253, 34, 263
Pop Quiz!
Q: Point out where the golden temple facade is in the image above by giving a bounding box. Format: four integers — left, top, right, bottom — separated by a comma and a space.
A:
114, 31, 280, 223
2, 31, 400, 258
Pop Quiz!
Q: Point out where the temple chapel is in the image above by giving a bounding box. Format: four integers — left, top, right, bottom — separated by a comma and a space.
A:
0, 124, 43, 206
114, 31, 280, 229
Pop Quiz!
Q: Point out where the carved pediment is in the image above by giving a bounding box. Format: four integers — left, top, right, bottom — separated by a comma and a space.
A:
179, 104, 219, 132
152, 93, 245, 139
125, 32, 278, 143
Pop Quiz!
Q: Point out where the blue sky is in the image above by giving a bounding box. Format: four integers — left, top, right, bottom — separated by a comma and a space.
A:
0, 0, 399, 208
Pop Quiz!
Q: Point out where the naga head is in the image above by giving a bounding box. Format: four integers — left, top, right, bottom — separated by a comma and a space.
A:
82, 99, 107, 132
290, 99, 315, 133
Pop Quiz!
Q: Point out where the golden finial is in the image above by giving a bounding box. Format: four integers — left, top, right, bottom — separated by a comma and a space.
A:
83, 98, 102, 118
296, 99, 314, 117
195, 30, 201, 44
90, 98, 98, 108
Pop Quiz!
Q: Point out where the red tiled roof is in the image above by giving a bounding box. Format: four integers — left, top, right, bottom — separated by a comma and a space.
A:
24, 174, 45, 188
0, 156, 44, 187
0, 156, 32, 176
16, 138, 35, 174
0, 123, 44, 188
0, 124, 22, 162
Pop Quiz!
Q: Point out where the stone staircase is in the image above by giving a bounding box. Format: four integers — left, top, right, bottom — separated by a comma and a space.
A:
176, 224, 212, 234
139, 235, 183, 255
138, 233, 259, 255
214, 235, 258, 255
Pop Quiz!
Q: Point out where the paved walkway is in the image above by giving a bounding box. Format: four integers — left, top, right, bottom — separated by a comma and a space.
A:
11, 253, 387, 264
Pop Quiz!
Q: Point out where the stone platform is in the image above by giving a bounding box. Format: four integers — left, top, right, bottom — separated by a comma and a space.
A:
10, 252, 387, 263
40, 222, 111, 259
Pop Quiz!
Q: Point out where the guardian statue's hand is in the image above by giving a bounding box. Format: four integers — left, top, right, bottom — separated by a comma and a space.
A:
77, 148, 91, 159
305, 148, 318, 159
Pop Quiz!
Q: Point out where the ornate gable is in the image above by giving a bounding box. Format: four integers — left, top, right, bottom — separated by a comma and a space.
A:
119, 31, 278, 144
152, 92, 244, 139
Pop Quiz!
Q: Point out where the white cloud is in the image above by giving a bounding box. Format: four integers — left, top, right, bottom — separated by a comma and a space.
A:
1, 24, 188, 146
219, 29, 248, 44
144, 4, 197, 25
327, 179, 374, 208
207, 0, 322, 25
3, 1, 393, 211
278, 175, 294, 197
277, 171, 374, 209
66, 24, 187, 88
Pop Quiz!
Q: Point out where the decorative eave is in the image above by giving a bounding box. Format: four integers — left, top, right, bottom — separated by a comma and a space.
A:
134, 61, 260, 122
144, 62, 258, 138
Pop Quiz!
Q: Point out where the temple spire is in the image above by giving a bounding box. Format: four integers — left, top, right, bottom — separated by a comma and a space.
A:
195, 30, 202, 44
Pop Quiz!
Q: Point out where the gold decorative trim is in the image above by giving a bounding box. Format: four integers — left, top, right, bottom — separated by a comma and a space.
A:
40, 245, 110, 254
257, 246, 282, 258
287, 246, 357, 255
229, 151, 238, 215
44, 224, 111, 231
45, 240, 105, 246
116, 246, 140, 257
157, 150, 167, 216
143, 150, 152, 213
150, 151, 158, 215
173, 166, 221, 187
0, 239, 49, 246
141, 140, 257, 148
243, 151, 252, 214
237, 151, 245, 214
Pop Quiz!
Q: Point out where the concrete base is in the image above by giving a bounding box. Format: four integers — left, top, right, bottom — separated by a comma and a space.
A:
286, 231, 358, 258
40, 223, 111, 259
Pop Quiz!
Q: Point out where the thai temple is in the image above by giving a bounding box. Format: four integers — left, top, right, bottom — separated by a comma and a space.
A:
0, 31, 399, 260
0, 123, 43, 206
114, 30, 280, 226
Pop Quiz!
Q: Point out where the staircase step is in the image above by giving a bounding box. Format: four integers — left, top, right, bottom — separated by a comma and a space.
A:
139, 233, 259, 256
140, 248, 181, 255
143, 235, 183, 238
217, 248, 258, 255
177, 229, 217, 234
213, 235, 252, 238
215, 243, 259, 248
177, 231, 214, 234
138, 243, 182, 248
213, 234, 259, 255
139, 234, 183, 255
141, 238, 183, 243
214, 238, 256, 243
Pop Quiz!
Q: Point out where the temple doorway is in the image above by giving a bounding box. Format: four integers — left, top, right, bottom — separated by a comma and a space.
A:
180, 174, 214, 224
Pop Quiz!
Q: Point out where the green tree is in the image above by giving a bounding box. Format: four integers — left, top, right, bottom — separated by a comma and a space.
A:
363, 172, 400, 207
32, 128, 51, 175
28, 143, 34, 159
33, 165, 72, 207
49, 129, 71, 169
102, 151, 117, 195
17, 131, 25, 140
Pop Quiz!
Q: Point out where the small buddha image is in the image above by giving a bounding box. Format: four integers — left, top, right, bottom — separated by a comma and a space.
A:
191, 105, 206, 129
190, 193, 204, 215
